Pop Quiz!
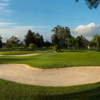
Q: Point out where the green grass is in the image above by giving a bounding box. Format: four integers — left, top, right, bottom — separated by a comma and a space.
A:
0, 51, 42, 55
0, 52, 100, 68
1, 51, 100, 99
0, 79, 100, 100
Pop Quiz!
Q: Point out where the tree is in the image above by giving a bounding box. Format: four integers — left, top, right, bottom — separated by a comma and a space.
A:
92, 33, 100, 50
76, 36, 83, 48
51, 35, 59, 46
67, 37, 76, 51
24, 30, 44, 48
7, 44, 12, 49
76, 0, 100, 9
66, 39, 71, 48
45, 40, 51, 48
6, 36, 20, 47
40, 35, 44, 47
24, 30, 35, 47
51, 25, 72, 48
0, 36, 2, 49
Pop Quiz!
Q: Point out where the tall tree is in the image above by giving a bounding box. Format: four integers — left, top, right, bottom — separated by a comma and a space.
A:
24, 30, 35, 47
51, 25, 72, 48
76, 0, 100, 9
24, 30, 44, 47
51, 35, 59, 46
76, 36, 83, 48
40, 35, 44, 47
92, 33, 100, 50
0, 35, 2, 49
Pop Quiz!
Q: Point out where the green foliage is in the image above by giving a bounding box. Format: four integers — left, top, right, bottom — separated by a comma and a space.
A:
24, 30, 44, 47
0, 35, 2, 49
92, 34, 100, 51
45, 40, 51, 48
51, 25, 72, 47
76, 36, 83, 48
7, 44, 12, 49
51, 35, 59, 46
67, 37, 76, 51
6, 36, 20, 47
53, 44, 60, 51
29, 43, 37, 49
76, 0, 100, 9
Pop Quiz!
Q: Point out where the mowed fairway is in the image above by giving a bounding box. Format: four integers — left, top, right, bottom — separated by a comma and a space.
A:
0, 52, 100, 68
1, 51, 100, 100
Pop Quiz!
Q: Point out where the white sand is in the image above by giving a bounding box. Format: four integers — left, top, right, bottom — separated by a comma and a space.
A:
0, 64, 100, 86
0, 53, 39, 56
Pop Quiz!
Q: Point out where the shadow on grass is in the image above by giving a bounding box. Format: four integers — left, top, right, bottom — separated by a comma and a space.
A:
34, 87, 100, 100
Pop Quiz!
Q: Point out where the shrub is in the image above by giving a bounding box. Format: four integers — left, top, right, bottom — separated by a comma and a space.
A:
53, 44, 60, 51
29, 43, 36, 49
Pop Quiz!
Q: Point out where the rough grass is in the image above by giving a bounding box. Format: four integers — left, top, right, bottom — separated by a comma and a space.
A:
0, 79, 100, 100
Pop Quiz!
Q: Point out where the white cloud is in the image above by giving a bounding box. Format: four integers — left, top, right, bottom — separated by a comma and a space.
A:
0, 3, 9, 6
0, 1, 12, 15
12, 26, 50, 29
0, 22, 16, 27
0, 26, 50, 42
0, 7, 12, 13
0, 18, 11, 21
1, 0, 10, 1
71, 23, 100, 37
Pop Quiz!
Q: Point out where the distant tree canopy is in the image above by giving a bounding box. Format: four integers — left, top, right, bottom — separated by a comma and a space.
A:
0, 35, 3, 49
6, 36, 20, 47
51, 25, 72, 48
76, 0, 100, 9
24, 30, 44, 47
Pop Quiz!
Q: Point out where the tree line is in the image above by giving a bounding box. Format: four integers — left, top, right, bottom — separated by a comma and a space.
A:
0, 25, 100, 51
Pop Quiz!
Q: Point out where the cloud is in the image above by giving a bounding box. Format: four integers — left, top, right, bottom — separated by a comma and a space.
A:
0, 25, 49, 28
71, 23, 100, 37
0, 18, 11, 21
0, 26, 50, 42
0, 22, 16, 27
0, 3, 9, 6
0, 7, 12, 13
1, 0, 10, 1
0, 1, 12, 15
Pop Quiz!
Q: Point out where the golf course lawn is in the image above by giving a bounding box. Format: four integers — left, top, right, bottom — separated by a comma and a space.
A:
0, 51, 100, 100
0, 51, 41, 55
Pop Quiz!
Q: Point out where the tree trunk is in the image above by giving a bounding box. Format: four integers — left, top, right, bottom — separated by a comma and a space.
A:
73, 45, 75, 52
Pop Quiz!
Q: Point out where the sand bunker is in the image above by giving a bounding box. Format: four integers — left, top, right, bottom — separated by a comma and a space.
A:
0, 64, 100, 86
0, 53, 39, 57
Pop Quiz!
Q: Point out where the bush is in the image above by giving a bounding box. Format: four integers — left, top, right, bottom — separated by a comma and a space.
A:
29, 43, 37, 49
53, 44, 60, 51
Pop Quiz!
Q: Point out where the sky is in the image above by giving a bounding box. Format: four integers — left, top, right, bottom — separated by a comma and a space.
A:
0, 0, 100, 42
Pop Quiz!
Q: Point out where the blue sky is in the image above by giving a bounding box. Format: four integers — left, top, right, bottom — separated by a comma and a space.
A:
0, 0, 100, 42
